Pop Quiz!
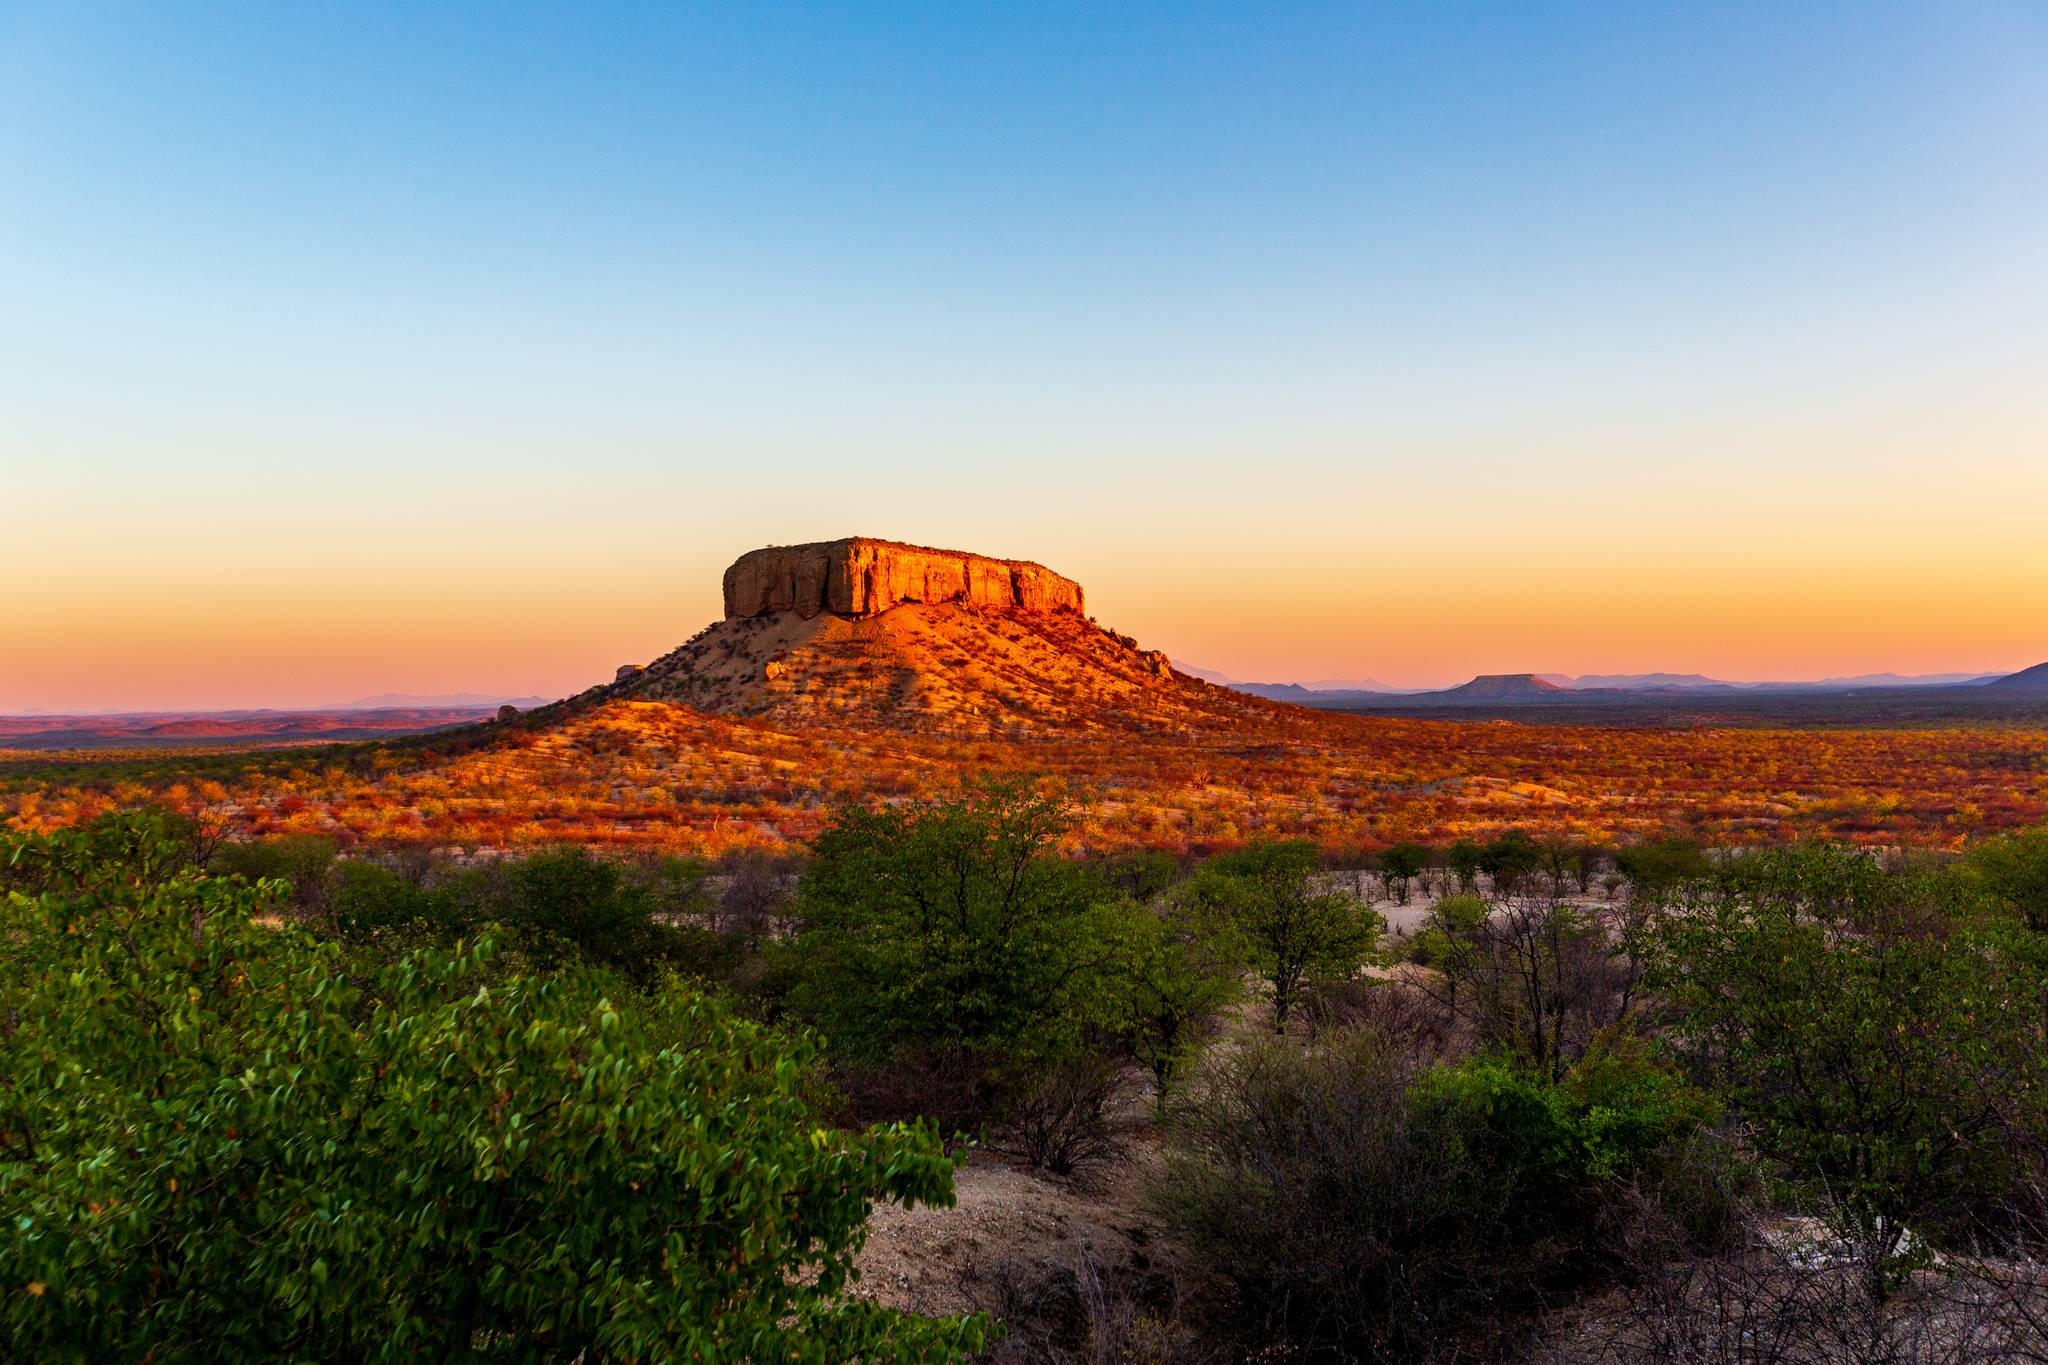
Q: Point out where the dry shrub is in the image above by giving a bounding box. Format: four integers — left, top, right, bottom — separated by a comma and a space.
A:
1559, 1240, 2048, 1363
1302, 974, 1459, 1059
981, 1252, 1225, 1365
1154, 1029, 1555, 1361
997, 1054, 1128, 1176
831, 1045, 1004, 1138
1553, 1181, 2048, 1364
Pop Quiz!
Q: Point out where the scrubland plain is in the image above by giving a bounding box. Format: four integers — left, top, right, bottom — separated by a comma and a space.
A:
6, 691, 2044, 857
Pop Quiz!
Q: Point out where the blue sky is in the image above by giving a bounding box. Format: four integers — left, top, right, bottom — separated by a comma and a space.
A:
3, 2, 2045, 707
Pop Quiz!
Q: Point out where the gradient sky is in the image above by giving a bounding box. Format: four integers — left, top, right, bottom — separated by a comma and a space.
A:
4, 1, 2045, 710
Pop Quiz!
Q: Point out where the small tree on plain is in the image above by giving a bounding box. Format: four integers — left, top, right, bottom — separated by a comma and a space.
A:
1189, 840, 1380, 1031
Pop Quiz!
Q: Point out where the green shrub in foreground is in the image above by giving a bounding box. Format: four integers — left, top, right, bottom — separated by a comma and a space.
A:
1646, 843, 2048, 1288
0, 819, 984, 1364
1157, 1029, 1717, 1359
784, 782, 1125, 1070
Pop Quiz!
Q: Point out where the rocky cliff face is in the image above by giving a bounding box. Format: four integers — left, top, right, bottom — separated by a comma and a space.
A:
722, 538, 1085, 620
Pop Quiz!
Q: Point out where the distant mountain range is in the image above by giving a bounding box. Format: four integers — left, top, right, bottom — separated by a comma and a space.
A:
1189, 664, 2039, 707
1174, 665, 1415, 700
325, 692, 555, 711
1537, 670, 2004, 692
0, 703, 534, 751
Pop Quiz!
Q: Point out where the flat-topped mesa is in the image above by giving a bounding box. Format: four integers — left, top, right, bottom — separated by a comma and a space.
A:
721, 538, 1085, 621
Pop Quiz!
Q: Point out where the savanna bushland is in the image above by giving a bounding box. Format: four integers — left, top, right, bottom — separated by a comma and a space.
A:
10, 790, 2048, 1362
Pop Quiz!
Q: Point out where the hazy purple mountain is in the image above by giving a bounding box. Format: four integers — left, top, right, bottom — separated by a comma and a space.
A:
1175, 665, 1412, 699
1428, 673, 1571, 701
1983, 663, 2048, 692
1540, 672, 1730, 690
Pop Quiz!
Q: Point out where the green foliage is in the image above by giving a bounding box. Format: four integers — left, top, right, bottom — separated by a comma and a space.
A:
327, 846, 724, 987
1446, 837, 1484, 892
1115, 893, 1245, 1095
0, 818, 986, 1363
1645, 844, 2048, 1281
212, 833, 339, 901
1966, 825, 2048, 931
493, 846, 690, 978
1479, 831, 1542, 894
1557, 1032, 1722, 1179
1570, 843, 1609, 893
1378, 841, 1428, 904
330, 857, 459, 942
1402, 892, 1487, 968
1087, 847, 1183, 901
2, 808, 206, 896
1410, 1044, 1710, 1216
1404, 1057, 1587, 1230
1157, 1031, 1714, 1358
1189, 840, 1379, 1030
1614, 836, 1711, 898
786, 782, 1123, 1071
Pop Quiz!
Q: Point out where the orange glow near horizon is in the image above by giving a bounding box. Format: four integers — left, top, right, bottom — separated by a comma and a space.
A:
6, 508, 2045, 711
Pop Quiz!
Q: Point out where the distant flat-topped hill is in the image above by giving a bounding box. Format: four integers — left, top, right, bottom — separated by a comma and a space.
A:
590, 537, 1287, 737
1426, 673, 1571, 702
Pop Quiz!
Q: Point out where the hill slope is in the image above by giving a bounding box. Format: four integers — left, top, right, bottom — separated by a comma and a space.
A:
1985, 662, 2048, 692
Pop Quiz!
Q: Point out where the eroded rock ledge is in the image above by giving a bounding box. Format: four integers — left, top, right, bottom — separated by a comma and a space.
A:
722, 538, 1086, 620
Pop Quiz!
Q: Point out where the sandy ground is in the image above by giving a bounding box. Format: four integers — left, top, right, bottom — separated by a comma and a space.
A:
1318, 869, 1624, 937
852, 1130, 1169, 1322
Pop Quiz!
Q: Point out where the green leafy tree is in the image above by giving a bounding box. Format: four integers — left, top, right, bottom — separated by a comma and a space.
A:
1538, 838, 1579, 898
211, 833, 340, 915
1378, 842, 1428, 905
1615, 836, 1711, 901
786, 782, 1122, 1070
1, 807, 203, 897
493, 845, 689, 978
1571, 844, 1610, 895
1403, 892, 1489, 997
1116, 893, 1245, 1096
0, 818, 986, 1363
330, 856, 466, 946
1190, 840, 1379, 1031
1645, 845, 2048, 1297
1479, 831, 1542, 896
1414, 894, 1628, 1081
330, 846, 720, 986
1088, 847, 1184, 901
1447, 838, 1484, 893
1966, 825, 2048, 932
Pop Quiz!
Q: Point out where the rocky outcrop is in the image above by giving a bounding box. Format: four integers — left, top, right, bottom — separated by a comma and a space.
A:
722, 538, 1085, 621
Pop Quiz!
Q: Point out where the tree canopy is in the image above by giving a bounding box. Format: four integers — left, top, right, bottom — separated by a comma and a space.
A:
0, 817, 985, 1363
